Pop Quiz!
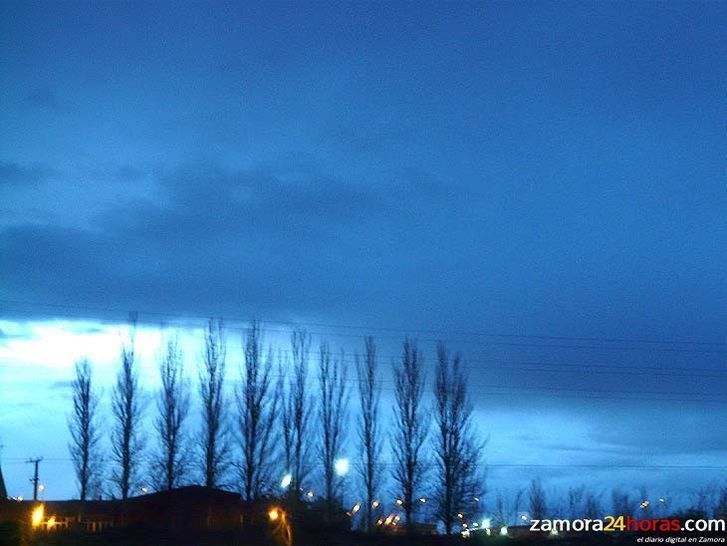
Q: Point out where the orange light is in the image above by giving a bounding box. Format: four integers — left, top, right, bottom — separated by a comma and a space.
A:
268, 508, 280, 521
31, 504, 44, 528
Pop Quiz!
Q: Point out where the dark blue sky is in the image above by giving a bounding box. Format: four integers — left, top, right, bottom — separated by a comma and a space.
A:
1, 1, 726, 507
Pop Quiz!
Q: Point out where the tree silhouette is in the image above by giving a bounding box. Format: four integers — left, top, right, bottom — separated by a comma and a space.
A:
392, 338, 428, 532
68, 358, 102, 501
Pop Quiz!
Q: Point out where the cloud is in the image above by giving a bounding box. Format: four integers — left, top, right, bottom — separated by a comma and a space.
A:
0, 162, 53, 187
0, 161, 404, 320
49, 379, 73, 390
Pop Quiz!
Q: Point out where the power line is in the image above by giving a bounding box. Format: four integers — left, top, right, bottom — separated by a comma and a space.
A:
261, 349, 727, 377
3, 457, 725, 471
3, 299, 726, 351
3, 303, 727, 377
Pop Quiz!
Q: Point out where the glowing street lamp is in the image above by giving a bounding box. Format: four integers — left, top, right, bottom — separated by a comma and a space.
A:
281, 473, 292, 488
334, 458, 349, 476
31, 504, 44, 529
268, 506, 292, 546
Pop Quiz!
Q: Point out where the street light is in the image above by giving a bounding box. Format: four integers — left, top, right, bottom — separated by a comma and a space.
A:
334, 458, 349, 476
31, 504, 44, 528
281, 473, 292, 488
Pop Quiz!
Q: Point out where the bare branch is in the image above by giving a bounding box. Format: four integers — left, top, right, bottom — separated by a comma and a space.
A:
152, 335, 191, 491
355, 336, 382, 531
391, 338, 428, 532
431, 343, 486, 533
111, 316, 143, 499
318, 342, 349, 520
198, 318, 230, 488
68, 358, 103, 501
238, 320, 279, 500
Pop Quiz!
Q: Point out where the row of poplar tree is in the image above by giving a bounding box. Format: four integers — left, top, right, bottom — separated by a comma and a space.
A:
68, 319, 486, 534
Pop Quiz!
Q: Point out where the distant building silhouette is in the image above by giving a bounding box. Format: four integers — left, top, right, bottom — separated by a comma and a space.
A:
0, 486, 246, 532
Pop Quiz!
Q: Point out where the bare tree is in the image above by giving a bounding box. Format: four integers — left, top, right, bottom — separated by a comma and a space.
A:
567, 485, 586, 519
512, 488, 525, 523
493, 493, 507, 528
281, 329, 314, 499
68, 358, 102, 501
432, 343, 486, 534
199, 318, 230, 488
392, 338, 428, 532
584, 493, 602, 519
639, 486, 652, 517
111, 321, 143, 499
238, 320, 278, 500
318, 342, 349, 520
715, 486, 727, 519
355, 336, 382, 532
529, 479, 547, 520
611, 488, 634, 518
153, 336, 191, 491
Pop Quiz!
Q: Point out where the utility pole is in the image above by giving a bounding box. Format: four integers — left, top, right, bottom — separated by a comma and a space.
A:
26, 457, 43, 500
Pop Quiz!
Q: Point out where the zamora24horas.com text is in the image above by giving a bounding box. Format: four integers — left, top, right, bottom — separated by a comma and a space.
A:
529, 515, 725, 534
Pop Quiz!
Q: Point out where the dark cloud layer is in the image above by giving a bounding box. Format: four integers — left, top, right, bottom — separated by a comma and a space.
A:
2, 162, 398, 319
0, 161, 53, 187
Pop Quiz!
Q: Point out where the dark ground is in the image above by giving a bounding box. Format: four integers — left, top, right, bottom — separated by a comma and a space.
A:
1, 523, 724, 546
